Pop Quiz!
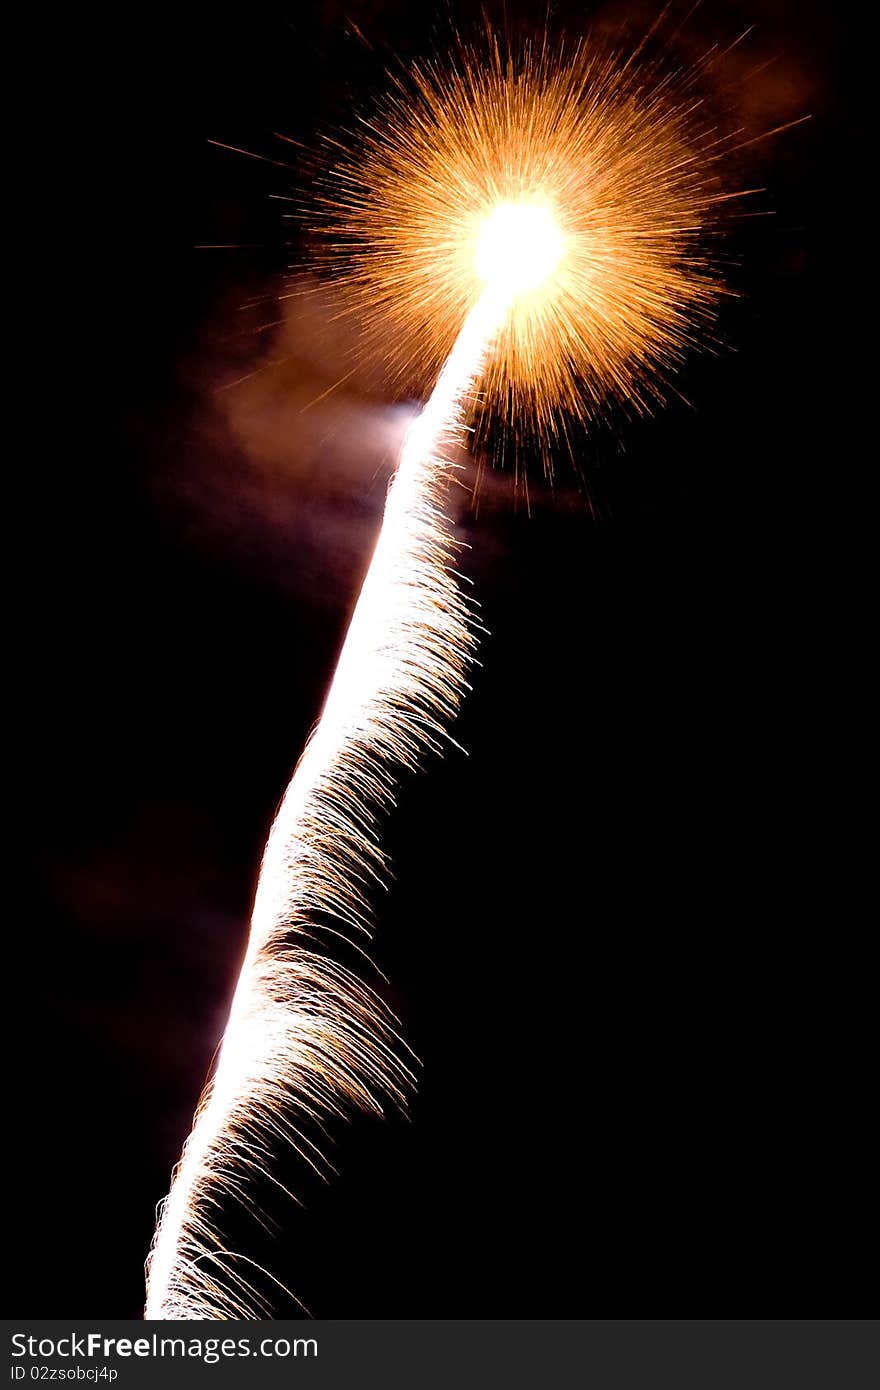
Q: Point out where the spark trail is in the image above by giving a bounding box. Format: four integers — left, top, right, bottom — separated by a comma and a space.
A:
145, 286, 510, 1319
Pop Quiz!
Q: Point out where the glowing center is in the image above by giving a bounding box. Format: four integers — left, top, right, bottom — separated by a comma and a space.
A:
476, 201, 565, 295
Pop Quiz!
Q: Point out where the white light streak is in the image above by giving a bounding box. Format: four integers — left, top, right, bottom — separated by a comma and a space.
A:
145, 287, 508, 1319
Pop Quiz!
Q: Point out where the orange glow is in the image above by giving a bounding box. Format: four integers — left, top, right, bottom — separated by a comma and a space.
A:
318, 40, 735, 437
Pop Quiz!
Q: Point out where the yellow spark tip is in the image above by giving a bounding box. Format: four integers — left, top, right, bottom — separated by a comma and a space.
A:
475, 201, 565, 297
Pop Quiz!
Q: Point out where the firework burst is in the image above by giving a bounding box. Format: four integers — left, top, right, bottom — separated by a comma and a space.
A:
316, 36, 740, 454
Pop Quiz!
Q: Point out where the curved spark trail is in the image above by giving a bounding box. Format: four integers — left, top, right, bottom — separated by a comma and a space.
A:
145, 287, 508, 1319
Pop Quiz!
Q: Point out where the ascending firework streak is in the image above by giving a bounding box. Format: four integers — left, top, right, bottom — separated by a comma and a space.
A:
148, 37, 744, 1318
146, 282, 517, 1318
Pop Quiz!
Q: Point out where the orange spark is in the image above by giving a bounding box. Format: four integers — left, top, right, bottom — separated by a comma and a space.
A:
316, 38, 738, 446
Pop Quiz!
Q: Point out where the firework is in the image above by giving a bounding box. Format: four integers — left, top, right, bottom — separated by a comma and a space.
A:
147, 35, 740, 1318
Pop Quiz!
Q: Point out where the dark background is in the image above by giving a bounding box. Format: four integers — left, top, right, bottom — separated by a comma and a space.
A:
14, 0, 867, 1317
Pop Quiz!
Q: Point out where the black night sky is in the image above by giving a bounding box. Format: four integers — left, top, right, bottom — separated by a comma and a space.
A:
14, 0, 867, 1318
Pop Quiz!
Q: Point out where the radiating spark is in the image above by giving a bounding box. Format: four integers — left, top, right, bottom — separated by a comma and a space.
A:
315, 38, 746, 448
